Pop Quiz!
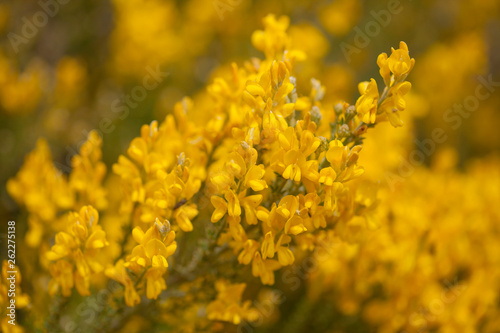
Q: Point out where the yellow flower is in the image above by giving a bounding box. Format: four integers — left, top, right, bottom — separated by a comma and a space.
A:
69, 130, 107, 209
355, 78, 379, 124
261, 231, 275, 259
123, 219, 176, 300
210, 196, 227, 223
173, 204, 198, 232
379, 81, 412, 127
244, 165, 268, 191
251, 15, 291, 60
319, 167, 337, 186
206, 280, 259, 325
284, 215, 308, 235
145, 268, 167, 300
46, 206, 109, 297
238, 240, 260, 265
387, 41, 415, 79
226, 151, 247, 179
276, 234, 294, 266
105, 260, 140, 307
282, 150, 305, 182
225, 190, 242, 217
251, 252, 281, 285
241, 194, 262, 226
377, 52, 391, 87
48, 260, 74, 297
325, 140, 363, 181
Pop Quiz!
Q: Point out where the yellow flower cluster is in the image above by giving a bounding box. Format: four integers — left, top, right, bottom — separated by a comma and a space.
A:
206, 280, 259, 325
7, 131, 107, 248
7, 139, 73, 247
0, 50, 44, 115
356, 41, 414, 127
113, 219, 177, 302
69, 131, 108, 210
309, 156, 500, 333
205, 15, 412, 289
46, 206, 108, 297
106, 113, 206, 304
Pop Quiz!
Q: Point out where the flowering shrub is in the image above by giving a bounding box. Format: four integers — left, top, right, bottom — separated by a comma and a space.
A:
2, 2, 500, 332
2, 14, 417, 332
